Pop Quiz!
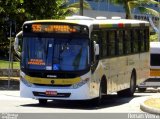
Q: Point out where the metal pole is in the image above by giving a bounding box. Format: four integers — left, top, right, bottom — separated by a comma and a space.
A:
8, 21, 12, 89
157, 0, 160, 41
158, 15, 160, 42
159, 0, 160, 41
80, 0, 83, 16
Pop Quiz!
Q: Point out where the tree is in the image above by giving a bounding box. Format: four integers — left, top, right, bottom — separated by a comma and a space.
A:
50, 0, 91, 19
80, 0, 84, 15
0, 0, 25, 59
69, 0, 91, 16
110, 0, 160, 19
0, 0, 91, 59
0, 0, 87, 59
22, 0, 91, 19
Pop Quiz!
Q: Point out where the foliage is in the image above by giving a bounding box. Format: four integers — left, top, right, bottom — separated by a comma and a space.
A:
22, 0, 90, 19
110, 0, 160, 19
150, 33, 159, 42
0, 0, 91, 60
0, 0, 24, 59
22, 0, 71, 19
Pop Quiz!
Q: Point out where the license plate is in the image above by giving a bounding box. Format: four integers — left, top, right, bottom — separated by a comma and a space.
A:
45, 91, 57, 96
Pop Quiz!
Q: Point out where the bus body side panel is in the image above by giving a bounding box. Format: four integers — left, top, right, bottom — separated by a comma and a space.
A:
105, 55, 136, 93
137, 52, 150, 85
99, 56, 132, 94
99, 52, 149, 94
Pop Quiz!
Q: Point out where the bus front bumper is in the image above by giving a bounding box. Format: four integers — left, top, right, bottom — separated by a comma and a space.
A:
138, 78, 160, 88
20, 81, 97, 100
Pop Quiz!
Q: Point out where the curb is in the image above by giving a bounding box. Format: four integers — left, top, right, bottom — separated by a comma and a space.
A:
0, 78, 19, 90
0, 77, 19, 80
140, 101, 160, 114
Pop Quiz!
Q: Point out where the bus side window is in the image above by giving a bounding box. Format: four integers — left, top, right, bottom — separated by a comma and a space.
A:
133, 29, 139, 53
118, 30, 124, 55
140, 29, 145, 52
115, 30, 118, 55
151, 54, 160, 66
124, 30, 131, 54
131, 30, 134, 53
144, 28, 149, 52
137, 29, 141, 52
101, 31, 107, 58
106, 31, 109, 57
108, 30, 116, 56
91, 31, 100, 46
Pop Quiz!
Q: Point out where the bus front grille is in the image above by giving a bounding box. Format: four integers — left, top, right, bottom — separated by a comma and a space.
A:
33, 91, 71, 98
33, 83, 72, 87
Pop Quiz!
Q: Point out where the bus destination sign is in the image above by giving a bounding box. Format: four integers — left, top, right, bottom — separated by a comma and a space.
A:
32, 24, 78, 33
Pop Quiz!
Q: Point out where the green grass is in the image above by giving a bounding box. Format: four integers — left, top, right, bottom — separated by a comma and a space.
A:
0, 60, 20, 69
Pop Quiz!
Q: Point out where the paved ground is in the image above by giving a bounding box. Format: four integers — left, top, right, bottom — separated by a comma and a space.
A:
0, 89, 159, 113
0, 78, 160, 114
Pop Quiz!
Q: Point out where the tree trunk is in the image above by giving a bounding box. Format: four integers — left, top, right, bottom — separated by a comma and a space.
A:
80, 0, 83, 16
124, 0, 131, 19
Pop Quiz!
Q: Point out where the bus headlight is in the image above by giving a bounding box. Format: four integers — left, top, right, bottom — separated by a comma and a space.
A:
71, 78, 89, 89
20, 77, 33, 87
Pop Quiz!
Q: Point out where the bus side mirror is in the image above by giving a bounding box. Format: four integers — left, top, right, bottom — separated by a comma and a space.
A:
94, 41, 99, 56
14, 37, 19, 52
14, 31, 22, 57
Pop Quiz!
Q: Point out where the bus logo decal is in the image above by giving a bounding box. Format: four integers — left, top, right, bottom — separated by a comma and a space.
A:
53, 64, 60, 70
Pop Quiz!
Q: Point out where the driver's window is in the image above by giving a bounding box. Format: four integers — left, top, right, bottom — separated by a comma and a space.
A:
91, 31, 100, 63
91, 31, 99, 44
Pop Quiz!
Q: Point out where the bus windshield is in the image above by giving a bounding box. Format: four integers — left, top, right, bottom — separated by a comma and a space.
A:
22, 36, 89, 71
150, 54, 160, 66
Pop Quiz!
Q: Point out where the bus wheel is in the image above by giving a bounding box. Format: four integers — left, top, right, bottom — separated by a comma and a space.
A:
118, 73, 136, 97
38, 99, 47, 105
138, 88, 146, 92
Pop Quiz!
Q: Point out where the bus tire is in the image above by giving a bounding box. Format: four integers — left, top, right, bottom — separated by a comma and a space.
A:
38, 99, 47, 105
118, 72, 136, 97
138, 88, 146, 92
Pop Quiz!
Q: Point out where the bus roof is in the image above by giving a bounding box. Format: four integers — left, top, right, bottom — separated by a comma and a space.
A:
150, 42, 160, 54
24, 16, 149, 29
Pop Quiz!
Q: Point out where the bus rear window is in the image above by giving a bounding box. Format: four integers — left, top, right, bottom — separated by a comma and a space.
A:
151, 54, 160, 66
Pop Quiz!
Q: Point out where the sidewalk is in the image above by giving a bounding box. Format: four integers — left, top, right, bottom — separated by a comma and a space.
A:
140, 98, 160, 114
140, 95, 160, 114
0, 76, 19, 80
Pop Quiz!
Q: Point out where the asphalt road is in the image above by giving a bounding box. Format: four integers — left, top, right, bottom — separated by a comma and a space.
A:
0, 89, 159, 113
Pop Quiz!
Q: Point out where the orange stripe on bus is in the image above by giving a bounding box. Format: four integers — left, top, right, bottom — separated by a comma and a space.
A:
150, 69, 160, 76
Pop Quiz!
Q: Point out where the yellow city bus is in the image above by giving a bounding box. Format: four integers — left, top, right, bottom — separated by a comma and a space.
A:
138, 42, 160, 92
14, 16, 150, 105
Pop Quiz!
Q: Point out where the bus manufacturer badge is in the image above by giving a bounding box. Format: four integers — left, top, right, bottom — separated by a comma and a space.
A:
47, 75, 57, 78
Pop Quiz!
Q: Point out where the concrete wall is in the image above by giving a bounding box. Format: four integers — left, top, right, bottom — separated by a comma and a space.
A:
0, 69, 20, 77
